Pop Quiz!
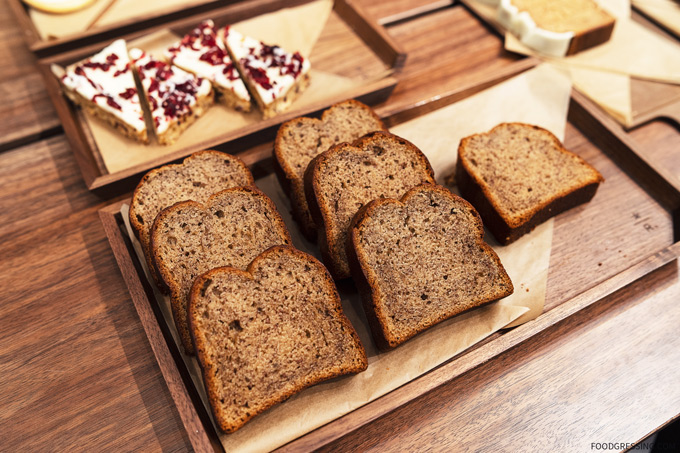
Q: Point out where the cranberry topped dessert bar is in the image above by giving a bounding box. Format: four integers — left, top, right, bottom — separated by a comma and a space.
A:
130, 48, 214, 146
223, 27, 311, 119
166, 20, 251, 112
60, 39, 148, 143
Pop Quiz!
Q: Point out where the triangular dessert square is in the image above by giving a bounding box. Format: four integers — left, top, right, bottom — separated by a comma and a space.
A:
130, 48, 214, 145
59, 39, 148, 143
456, 122, 604, 244
165, 20, 251, 112
348, 184, 514, 349
222, 27, 311, 118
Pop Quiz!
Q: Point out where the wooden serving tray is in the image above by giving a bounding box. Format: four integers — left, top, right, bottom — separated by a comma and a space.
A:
8, 0, 228, 58
99, 84, 680, 451
36, 0, 406, 193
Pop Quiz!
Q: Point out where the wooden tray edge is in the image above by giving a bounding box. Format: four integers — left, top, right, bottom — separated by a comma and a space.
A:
98, 203, 223, 453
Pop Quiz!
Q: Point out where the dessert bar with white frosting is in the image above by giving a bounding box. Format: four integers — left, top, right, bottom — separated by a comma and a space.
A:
130, 48, 214, 146
166, 20, 251, 112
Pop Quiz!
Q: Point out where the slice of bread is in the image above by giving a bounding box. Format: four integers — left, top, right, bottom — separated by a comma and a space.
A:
348, 184, 513, 349
274, 100, 387, 239
189, 245, 368, 433
456, 122, 604, 245
151, 187, 292, 354
129, 151, 254, 291
499, 0, 615, 56
305, 131, 436, 279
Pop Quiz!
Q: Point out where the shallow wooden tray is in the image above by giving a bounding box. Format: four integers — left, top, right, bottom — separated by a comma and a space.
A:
8, 0, 230, 58
99, 84, 680, 451
36, 0, 406, 194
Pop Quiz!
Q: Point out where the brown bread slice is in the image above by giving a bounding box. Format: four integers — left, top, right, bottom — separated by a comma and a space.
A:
305, 131, 436, 279
129, 150, 254, 290
348, 184, 514, 349
151, 187, 292, 354
189, 245, 368, 433
274, 100, 387, 239
510, 0, 615, 55
456, 122, 604, 245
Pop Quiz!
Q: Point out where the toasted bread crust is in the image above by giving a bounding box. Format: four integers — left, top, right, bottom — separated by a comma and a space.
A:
305, 131, 436, 279
456, 123, 603, 245
347, 184, 513, 349
129, 150, 254, 291
274, 100, 387, 240
150, 186, 292, 354
188, 245, 367, 433
567, 20, 615, 55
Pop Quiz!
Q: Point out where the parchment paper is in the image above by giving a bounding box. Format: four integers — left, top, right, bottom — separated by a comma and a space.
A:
117, 64, 571, 452
632, 0, 680, 39
74, 0, 379, 174
29, 0, 210, 40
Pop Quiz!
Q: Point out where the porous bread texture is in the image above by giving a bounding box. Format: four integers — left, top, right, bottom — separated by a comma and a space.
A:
189, 245, 368, 433
129, 150, 254, 290
511, 0, 615, 55
348, 184, 513, 349
305, 131, 436, 279
456, 122, 604, 245
151, 186, 292, 354
274, 100, 387, 239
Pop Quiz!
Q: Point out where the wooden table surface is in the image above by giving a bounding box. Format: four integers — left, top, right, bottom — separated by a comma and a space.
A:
1, 1, 679, 451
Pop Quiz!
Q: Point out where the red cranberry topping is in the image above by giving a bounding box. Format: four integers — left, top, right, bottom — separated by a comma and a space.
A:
119, 88, 137, 99
148, 78, 160, 93
106, 53, 119, 64
245, 65, 272, 90
113, 63, 129, 77
92, 93, 122, 110
280, 52, 304, 78
74, 66, 99, 89
199, 47, 228, 66
83, 61, 112, 71
222, 62, 239, 80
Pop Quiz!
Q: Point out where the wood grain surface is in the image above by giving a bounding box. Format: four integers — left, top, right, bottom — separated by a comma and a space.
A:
1, 1, 679, 451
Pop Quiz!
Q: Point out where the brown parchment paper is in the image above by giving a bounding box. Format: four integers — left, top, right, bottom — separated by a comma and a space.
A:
117, 64, 570, 452
29, 0, 210, 40
74, 0, 377, 175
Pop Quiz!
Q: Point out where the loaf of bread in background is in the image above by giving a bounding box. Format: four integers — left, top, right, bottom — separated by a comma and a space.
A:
348, 184, 513, 349
305, 131, 436, 279
151, 187, 292, 354
456, 122, 604, 244
189, 245, 368, 433
129, 150, 255, 291
274, 100, 387, 239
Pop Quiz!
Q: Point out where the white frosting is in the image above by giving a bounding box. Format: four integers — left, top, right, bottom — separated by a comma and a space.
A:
223, 28, 310, 106
130, 48, 212, 135
165, 20, 250, 103
497, 0, 574, 57
61, 39, 146, 132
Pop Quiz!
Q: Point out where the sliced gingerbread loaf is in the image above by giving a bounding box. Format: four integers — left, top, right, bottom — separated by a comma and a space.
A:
456, 122, 604, 245
151, 187, 292, 354
274, 100, 387, 239
129, 150, 254, 290
189, 245, 367, 433
305, 131, 436, 279
348, 184, 513, 349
